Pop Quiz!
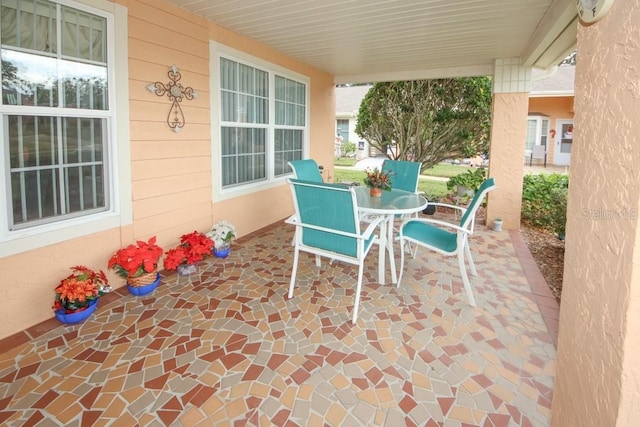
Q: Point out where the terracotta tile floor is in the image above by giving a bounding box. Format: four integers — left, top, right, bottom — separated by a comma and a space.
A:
0, 219, 558, 426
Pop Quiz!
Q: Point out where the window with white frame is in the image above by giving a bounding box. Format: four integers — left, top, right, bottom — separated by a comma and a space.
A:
525, 116, 549, 152
1, 0, 112, 231
219, 56, 307, 188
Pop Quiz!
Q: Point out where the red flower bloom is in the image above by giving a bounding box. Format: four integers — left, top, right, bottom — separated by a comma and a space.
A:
52, 266, 111, 313
163, 231, 213, 271
108, 236, 163, 279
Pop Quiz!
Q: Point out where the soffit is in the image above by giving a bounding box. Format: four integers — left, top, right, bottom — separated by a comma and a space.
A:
165, 0, 578, 83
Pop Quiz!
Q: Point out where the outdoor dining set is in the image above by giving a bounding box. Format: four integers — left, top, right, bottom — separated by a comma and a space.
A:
285, 159, 496, 323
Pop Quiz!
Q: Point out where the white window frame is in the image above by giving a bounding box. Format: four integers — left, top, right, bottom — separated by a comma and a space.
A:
525, 115, 550, 153
0, 0, 130, 257
210, 42, 310, 201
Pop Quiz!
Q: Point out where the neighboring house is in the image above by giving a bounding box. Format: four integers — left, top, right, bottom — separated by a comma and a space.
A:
335, 85, 373, 159
336, 68, 575, 166
527, 65, 575, 166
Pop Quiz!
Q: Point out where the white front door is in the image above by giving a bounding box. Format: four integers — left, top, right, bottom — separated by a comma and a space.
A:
554, 120, 573, 166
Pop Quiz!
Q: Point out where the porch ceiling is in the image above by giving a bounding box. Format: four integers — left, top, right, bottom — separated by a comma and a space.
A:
165, 0, 578, 84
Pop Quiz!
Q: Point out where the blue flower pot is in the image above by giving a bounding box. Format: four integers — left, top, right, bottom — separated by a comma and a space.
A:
214, 245, 231, 258
54, 298, 98, 324
127, 273, 161, 296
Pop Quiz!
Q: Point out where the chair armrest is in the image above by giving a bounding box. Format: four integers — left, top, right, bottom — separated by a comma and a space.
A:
400, 218, 469, 235
286, 216, 379, 241
361, 216, 385, 239
427, 202, 468, 213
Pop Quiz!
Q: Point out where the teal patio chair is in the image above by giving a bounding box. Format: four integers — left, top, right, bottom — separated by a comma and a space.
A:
381, 159, 423, 253
288, 159, 324, 182
381, 159, 421, 193
286, 178, 384, 324
397, 178, 496, 306
287, 159, 324, 245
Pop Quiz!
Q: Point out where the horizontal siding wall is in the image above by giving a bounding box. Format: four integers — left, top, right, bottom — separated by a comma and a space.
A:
127, 0, 213, 249
0, 0, 335, 341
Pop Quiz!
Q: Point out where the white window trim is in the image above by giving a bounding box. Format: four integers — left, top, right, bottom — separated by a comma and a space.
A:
525, 115, 550, 154
209, 42, 310, 201
0, 0, 131, 257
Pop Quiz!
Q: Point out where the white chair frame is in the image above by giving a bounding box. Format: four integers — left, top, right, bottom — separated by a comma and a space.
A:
286, 179, 383, 324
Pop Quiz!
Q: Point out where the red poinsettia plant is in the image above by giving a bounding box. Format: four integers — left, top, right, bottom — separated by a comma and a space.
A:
163, 231, 213, 270
53, 266, 112, 314
108, 236, 163, 279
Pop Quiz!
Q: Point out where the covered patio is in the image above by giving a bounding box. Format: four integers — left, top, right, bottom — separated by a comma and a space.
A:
0, 218, 558, 425
1, 0, 639, 425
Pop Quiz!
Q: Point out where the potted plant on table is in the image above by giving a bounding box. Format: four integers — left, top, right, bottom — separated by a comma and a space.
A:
164, 231, 213, 275
52, 266, 111, 324
363, 167, 393, 197
206, 220, 237, 258
108, 236, 163, 296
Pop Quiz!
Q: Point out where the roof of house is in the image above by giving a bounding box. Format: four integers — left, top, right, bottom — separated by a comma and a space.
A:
335, 85, 372, 116
531, 65, 575, 96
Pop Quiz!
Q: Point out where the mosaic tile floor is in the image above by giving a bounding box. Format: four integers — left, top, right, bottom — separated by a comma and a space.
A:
0, 218, 558, 426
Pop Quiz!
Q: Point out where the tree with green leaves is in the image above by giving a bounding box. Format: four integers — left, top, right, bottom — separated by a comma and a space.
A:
355, 78, 492, 169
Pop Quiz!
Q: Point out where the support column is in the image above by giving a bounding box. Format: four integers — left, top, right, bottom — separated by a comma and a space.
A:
486, 58, 531, 229
486, 58, 531, 230
552, 0, 640, 425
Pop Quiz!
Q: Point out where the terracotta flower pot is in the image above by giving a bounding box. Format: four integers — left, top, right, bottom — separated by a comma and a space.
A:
369, 187, 382, 197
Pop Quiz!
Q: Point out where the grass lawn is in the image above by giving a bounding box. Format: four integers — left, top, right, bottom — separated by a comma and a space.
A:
422, 162, 473, 178
333, 158, 474, 198
334, 157, 358, 167
333, 169, 449, 198
334, 157, 471, 177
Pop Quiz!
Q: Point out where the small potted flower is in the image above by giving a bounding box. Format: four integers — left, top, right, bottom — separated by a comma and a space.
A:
363, 167, 393, 197
164, 231, 213, 275
206, 220, 237, 258
108, 236, 163, 296
52, 265, 112, 324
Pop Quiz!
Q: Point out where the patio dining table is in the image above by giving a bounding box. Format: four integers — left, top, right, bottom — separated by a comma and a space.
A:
355, 186, 428, 285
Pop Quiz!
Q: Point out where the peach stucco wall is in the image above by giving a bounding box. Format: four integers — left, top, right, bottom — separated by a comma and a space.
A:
0, 0, 335, 340
486, 93, 529, 230
528, 96, 574, 164
552, 0, 640, 425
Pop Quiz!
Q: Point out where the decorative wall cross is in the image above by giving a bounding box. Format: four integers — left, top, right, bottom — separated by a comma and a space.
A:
147, 65, 198, 133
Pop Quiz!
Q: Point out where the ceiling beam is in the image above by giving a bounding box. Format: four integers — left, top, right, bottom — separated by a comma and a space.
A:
334, 64, 495, 85
521, 0, 578, 69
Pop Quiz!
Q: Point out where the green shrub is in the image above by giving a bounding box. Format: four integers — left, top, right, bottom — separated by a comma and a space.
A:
521, 173, 569, 232
446, 168, 486, 192
550, 186, 568, 236
342, 141, 356, 157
